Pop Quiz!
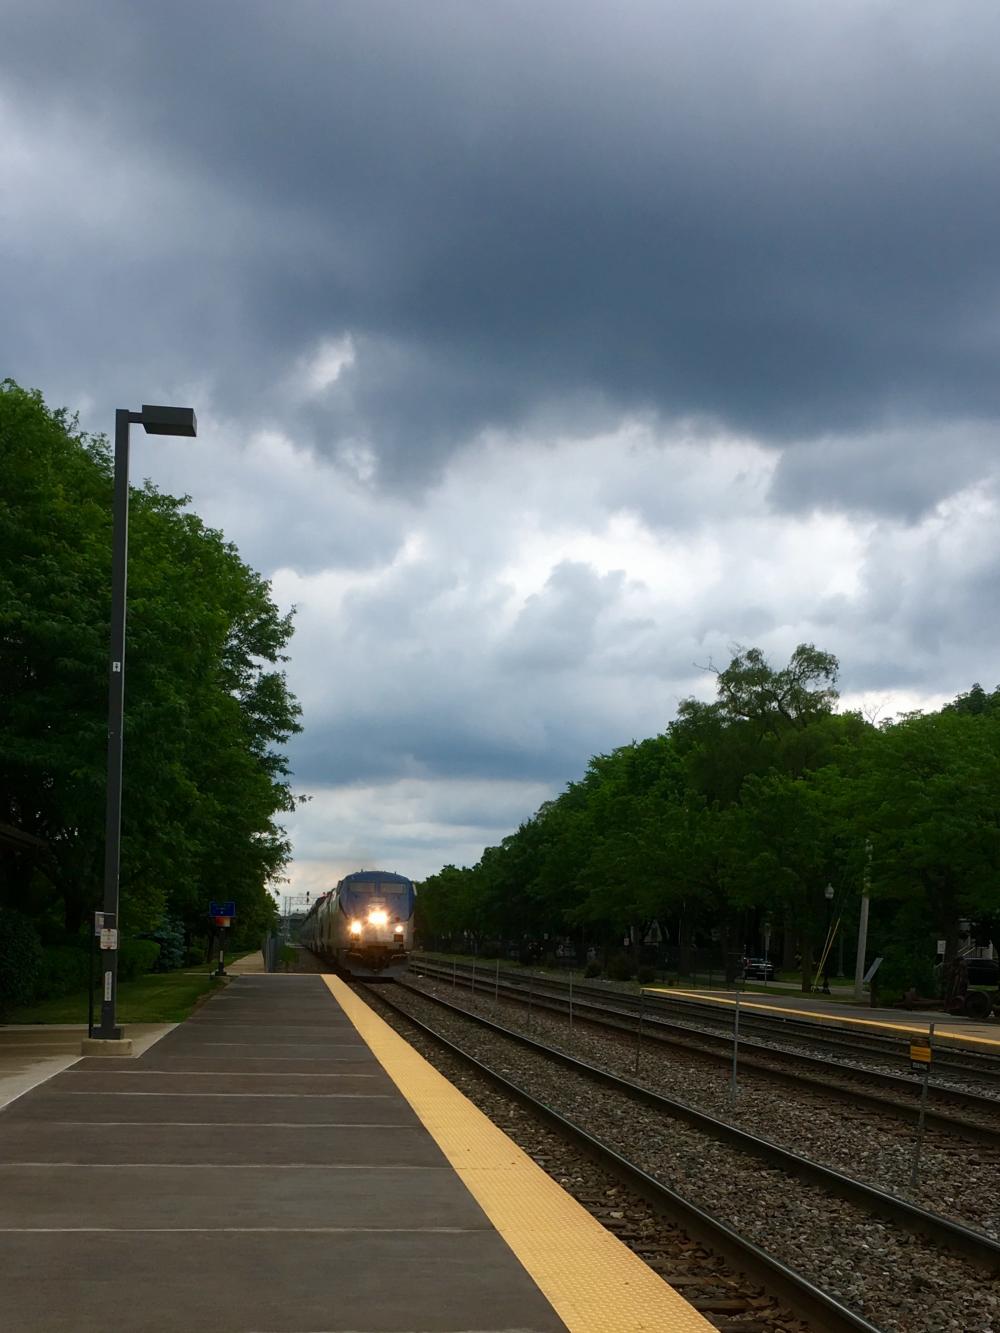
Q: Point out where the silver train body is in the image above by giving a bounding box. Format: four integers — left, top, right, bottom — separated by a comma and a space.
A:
300, 869, 415, 978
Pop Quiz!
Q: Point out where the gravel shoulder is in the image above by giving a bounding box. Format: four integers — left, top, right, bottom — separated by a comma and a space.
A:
388, 977, 1000, 1333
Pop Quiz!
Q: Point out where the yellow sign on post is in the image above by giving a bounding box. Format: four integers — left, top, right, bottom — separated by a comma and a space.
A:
910, 1040, 932, 1074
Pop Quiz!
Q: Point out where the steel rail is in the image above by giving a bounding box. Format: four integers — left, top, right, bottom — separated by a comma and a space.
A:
395, 977, 1000, 1272
364, 983, 884, 1333
414, 956, 1000, 1085
411, 959, 1000, 1143
417, 955, 1000, 1076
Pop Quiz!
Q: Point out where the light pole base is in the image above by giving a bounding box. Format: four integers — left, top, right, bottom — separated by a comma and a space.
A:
81, 1037, 133, 1057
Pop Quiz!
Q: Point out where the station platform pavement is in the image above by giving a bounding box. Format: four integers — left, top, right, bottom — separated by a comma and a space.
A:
0, 1022, 173, 1112
0, 973, 711, 1333
651, 985, 1000, 1050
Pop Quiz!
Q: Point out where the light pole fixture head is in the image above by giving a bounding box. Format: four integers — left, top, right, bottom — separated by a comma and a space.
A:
139, 404, 197, 437
825, 882, 835, 900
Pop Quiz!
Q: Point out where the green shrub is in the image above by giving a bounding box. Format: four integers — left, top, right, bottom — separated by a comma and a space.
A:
118, 939, 161, 980
584, 960, 602, 978
875, 946, 936, 1003
144, 917, 185, 971
35, 944, 92, 1000
636, 965, 657, 985
184, 946, 205, 967
607, 952, 634, 982
0, 908, 42, 1014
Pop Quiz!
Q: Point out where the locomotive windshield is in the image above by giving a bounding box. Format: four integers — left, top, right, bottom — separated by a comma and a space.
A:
339, 875, 415, 918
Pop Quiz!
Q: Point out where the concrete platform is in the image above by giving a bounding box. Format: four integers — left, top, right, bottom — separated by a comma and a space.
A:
0, 1023, 173, 1112
0, 975, 712, 1332
651, 985, 1000, 1049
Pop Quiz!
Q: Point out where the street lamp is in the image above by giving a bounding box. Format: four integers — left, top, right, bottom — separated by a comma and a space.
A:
93, 405, 197, 1044
821, 882, 835, 995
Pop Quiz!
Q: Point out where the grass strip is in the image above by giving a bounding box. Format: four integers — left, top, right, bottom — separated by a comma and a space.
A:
9, 971, 224, 1025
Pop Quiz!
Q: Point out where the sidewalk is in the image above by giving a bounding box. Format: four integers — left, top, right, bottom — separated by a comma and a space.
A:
0, 1024, 173, 1111
227, 949, 265, 974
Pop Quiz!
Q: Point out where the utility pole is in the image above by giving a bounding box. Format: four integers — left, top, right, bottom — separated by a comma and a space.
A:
854, 839, 872, 1001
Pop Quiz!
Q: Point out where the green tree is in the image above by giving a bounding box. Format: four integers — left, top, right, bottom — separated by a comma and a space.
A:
0, 380, 301, 944
859, 708, 1000, 969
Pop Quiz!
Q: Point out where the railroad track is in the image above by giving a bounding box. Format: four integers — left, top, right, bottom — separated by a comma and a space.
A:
360, 980, 882, 1333
395, 975, 1000, 1268
411, 957, 1000, 1140
414, 957, 1000, 1080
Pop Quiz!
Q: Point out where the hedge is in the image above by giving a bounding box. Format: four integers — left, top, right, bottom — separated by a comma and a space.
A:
26, 938, 163, 1001
34, 944, 92, 1000
0, 908, 43, 1015
118, 939, 161, 980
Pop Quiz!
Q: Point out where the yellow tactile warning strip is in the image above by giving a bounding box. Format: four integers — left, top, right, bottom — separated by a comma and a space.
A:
650, 988, 1000, 1049
324, 975, 713, 1333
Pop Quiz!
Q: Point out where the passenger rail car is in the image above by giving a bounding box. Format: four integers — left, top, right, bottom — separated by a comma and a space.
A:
300, 870, 415, 978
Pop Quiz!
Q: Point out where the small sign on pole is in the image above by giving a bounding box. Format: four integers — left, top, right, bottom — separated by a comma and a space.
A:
910, 1039, 932, 1075
99, 928, 119, 951
209, 901, 235, 978
910, 1022, 935, 1184
862, 956, 884, 984
730, 983, 742, 1104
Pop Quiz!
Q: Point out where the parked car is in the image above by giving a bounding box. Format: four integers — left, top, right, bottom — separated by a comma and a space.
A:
743, 957, 777, 980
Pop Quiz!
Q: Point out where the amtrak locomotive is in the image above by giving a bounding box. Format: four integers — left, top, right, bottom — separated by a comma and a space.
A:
299, 870, 415, 978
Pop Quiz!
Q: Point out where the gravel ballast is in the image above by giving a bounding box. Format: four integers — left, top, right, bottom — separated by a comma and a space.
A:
378, 978, 1000, 1333
407, 973, 1000, 1241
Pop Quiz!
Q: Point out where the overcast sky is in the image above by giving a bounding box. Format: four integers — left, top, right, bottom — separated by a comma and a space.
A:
4, 2, 999, 895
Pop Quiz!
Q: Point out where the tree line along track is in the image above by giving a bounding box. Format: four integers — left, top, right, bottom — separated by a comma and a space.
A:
358, 980, 881, 1333
411, 957, 1000, 1142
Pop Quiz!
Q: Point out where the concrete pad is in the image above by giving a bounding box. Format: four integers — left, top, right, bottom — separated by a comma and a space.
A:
226, 950, 265, 973
79, 1037, 132, 1056
0, 975, 570, 1333
160, 1041, 370, 1059
0, 1054, 80, 1114
0, 1024, 178, 1112
99, 1054, 385, 1074
4, 1091, 412, 1125
0, 1122, 448, 1166
659, 986, 1000, 1049
0, 1231, 565, 1333
0, 1026, 89, 1049
0, 1162, 491, 1230
48, 1070, 393, 1096
185, 1019, 359, 1032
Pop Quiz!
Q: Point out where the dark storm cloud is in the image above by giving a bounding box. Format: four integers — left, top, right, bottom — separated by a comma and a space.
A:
4, 1, 1000, 499
769, 424, 1000, 519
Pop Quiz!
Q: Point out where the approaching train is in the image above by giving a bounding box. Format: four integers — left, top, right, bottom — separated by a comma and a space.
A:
299, 869, 415, 978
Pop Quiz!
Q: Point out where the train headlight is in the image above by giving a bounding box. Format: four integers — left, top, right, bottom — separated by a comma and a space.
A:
394, 924, 404, 935
368, 909, 388, 926
349, 920, 362, 936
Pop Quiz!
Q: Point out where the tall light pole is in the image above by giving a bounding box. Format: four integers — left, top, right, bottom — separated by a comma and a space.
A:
854, 839, 872, 1001
821, 882, 835, 994
94, 405, 197, 1043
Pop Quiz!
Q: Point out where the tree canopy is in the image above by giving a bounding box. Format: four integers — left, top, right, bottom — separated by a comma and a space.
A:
418, 641, 1000, 995
1, 380, 301, 947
